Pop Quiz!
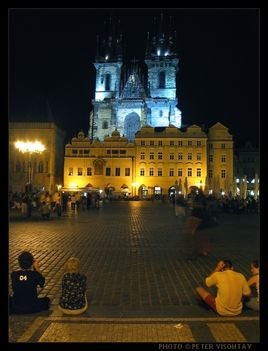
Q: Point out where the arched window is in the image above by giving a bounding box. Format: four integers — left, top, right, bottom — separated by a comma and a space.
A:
105, 73, 111, 91
102, 121, 108, 129
159, 71, 165, 88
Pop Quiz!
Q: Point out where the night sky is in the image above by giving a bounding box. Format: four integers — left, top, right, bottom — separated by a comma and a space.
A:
9, 8, 259, 146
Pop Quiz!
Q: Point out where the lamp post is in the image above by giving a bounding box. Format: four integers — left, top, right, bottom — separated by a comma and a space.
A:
14, 141, 46, 215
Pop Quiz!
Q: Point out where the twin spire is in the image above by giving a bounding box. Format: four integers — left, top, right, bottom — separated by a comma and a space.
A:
95, 13, 177, 62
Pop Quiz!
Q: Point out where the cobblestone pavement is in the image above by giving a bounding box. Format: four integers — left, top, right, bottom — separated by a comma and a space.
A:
8, 201, 260, 343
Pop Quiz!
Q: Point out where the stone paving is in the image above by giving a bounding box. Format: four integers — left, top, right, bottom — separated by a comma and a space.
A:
8, 200, 260, 343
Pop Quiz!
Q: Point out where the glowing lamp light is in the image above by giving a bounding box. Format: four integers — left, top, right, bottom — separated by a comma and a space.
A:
157, 49, 160, 56
164, 51, 169, 56
105, 55, 109, 60
15, 140, 46, 153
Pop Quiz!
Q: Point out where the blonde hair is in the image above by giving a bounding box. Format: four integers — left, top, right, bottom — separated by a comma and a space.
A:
66, 257, 80, 273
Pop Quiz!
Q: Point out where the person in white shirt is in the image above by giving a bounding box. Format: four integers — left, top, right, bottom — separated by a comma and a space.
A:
196, 259, 251, 316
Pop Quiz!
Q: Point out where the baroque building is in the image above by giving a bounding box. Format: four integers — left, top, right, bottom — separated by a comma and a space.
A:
89, 14, 181, 142
63, 123, 233, 199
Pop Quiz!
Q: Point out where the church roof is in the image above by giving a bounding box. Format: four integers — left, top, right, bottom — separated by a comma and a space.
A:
120, 72, 146, 99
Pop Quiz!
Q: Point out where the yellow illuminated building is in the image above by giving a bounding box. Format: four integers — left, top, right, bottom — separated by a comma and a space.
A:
9, 122, 66, 194
63, 123, 233, 198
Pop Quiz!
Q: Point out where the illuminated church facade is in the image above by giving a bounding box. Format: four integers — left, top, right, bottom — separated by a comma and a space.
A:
88, 14, 182, 142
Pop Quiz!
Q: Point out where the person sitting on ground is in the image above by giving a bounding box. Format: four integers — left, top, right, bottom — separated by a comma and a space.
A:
196, 259, 251, 316
58, 256, 88, 315
9, 251, 50, 314
244, 260, 259, 311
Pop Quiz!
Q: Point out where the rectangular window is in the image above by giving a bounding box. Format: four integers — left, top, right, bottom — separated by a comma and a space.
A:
150, 140, 154, 146
188, 140, 192, 146
78, 168, 83, 176
87, 167, 92, 176
169, 152, 174, 160
115, 168, 120, 176
221, 155, 226, 163
107, 150, 111, 154
68, 168, 73, 176
221, 143, 226, 149
141, 140, 146, 146
158, 140, 162, 146
178, 140, 183, 146
209, 154, 213, 162
178, 152, 183, 160
149, 152, 154, 160
178, 168, 183, 177
196, 168, 201, 177
170, 140, 174, 146
72, 149, 78, 155
187, 153, 192, 160
169, 168, 174, 176
149, 167, 154, 176
84, 150, 90, 156
125, 168, 130, 176
208, 169, 213, 178
112, 150, 119, 154
197, 153, 201, 160
79, 150, 83, 155
187, 168, 192, 177
120, 150, 126, 154
140, 168, 145, 176
221, 169, 226, 178
197, 140, 201, 147
106, 168, 111, 176
158, 152, 163, 160
158, 168, 162, 176
140, 152, 145, 160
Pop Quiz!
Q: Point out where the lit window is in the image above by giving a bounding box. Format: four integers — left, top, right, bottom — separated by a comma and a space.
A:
169, 168, 174, 176
78, 168, 83, 176
68, 168, 73, 176
140, 168, 145, 176
149, 167, 154, 176
158, 152, 163, 160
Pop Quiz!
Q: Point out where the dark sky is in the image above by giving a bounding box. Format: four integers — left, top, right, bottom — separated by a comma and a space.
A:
9, 8, 259, 146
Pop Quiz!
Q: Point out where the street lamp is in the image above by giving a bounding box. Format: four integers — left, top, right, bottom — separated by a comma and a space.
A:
14, 140, 46, 194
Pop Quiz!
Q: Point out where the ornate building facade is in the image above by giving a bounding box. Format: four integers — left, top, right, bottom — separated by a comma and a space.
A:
88, 14, 181, 142
63, 123, 233, 199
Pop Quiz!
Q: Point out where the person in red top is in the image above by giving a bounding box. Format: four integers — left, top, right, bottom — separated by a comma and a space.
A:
9, 251, 50, 314
196, 259, 251, 316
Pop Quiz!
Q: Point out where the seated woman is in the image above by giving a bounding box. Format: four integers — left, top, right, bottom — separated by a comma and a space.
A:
58, 257, 88, 315
245, 260, 259, 311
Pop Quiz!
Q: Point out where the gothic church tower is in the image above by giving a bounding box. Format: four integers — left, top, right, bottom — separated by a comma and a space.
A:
89, 13, 182, 142
145, 13, 181, 128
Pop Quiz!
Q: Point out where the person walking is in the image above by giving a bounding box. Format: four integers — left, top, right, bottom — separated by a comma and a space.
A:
196, 259, 251, 316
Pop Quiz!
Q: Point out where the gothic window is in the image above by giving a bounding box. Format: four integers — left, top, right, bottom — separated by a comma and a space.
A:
102, 121, 108, 129
159, 71, 165, 88
105, 73, 111, 91
159, 110, 163, 117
